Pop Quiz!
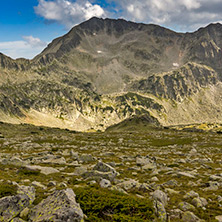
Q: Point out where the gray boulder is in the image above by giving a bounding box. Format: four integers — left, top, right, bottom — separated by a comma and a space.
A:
136, 155, 155, 166
192, 197, 208, 208
29, 188, 84, 222
179, 202, 195, 211
78, 154, 95, 163
184, 190, 199, 199
83, 161, 118, 181
24, 165, 59, 175
0, 186, 35, 222
153, 190, 168, 206
100, 179, 111, 188
93, 161, 116, 173
182, 211, 201, 222
117, 179, 140, 191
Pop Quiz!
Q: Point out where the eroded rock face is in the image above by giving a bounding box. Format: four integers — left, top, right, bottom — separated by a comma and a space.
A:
29, 188, 84, 222
0, 186, 35, 222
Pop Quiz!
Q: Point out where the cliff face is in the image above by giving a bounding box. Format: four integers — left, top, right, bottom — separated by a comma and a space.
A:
0, 18, 222, 131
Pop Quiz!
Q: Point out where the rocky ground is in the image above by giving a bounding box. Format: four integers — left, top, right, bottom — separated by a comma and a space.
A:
0, 122, 222, 221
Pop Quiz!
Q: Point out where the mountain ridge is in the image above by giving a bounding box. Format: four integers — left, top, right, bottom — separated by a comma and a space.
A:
0, 18, 222, 131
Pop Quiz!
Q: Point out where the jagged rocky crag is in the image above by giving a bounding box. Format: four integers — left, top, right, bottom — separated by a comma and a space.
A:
1, 18, 222, 131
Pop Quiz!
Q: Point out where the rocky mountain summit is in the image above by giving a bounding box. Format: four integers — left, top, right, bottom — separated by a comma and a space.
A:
1, 17, 222, 131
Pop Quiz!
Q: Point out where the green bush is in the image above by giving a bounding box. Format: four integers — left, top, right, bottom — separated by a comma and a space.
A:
0, 183, 17, 198
74, 185, 154, 222
18, 167, 40, 176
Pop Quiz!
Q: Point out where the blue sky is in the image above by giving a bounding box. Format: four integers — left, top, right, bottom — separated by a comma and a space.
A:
0, 0, 222, 59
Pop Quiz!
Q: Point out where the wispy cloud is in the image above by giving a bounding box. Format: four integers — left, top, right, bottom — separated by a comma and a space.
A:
35, 0, 105, 29
0, 36, 47, 59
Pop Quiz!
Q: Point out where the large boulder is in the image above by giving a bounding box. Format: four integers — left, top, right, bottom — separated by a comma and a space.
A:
0, 186, 35, 222
29, 188, 84, 222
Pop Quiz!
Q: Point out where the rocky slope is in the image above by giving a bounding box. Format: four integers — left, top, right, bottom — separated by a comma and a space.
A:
0, 17, 222, 131
0, 123, 222, 221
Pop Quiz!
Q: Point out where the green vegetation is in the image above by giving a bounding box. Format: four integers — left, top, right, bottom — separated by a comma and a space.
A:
18, 167, 41, 176
74, 185, 155, 222
0, 183, 17, 198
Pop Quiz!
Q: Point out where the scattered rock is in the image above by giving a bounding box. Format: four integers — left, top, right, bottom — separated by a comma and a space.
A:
136, 155, 155, 166
215, 215, 222, 222
100, 179, 111, 188
191, 197, 208, 208
142, 163, 156, 171
153, 190, 168, 206
182, 211, 201, 222
43, 156, 67, 165
73, 166, 88, 176
24, 165, 59, 175
189, 148, 197, 154
48, 181, 57, 187
165, 188, 179, 195
184, 190, 199, 199
179, 202, 195, 211
177, 172, 195, 178
59, 182, 68, 188
31, 181, 47, 190
83, 161, 118, 181
93, 161, 116, 173
117, 179, 140, 191
78, 154, 95, 163
169, 209, 182, 220
217, 195, 222, 202
150, 176, 159, 182
209, 175, 222, 181
204, 181, 219, 191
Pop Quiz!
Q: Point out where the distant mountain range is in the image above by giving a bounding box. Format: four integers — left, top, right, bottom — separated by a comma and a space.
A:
1, 17, 222, 131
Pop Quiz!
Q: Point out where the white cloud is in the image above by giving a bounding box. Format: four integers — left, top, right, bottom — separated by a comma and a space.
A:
111, 0, 222, 31
35, 0, 105, 28
23, 36, 46, 47
0, 36, 47, 59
